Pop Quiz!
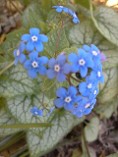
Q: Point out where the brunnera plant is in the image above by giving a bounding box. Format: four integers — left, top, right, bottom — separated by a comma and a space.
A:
0, 0, 118, 157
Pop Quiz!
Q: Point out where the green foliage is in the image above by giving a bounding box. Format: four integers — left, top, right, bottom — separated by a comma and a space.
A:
45, 28, 69, 57
106, 153, 118, 157
0, 109, 22, 136
91, 5, 118, 47
74, 0, 89, 9
0, 1, 118, 156
98, 67, 118, 103
0, 28, 26, 63
27, 111, 84, 157
95, 96, 118, 119
84, 117, 99, 142
22, 3, 49, 32
0, 65, 40, 98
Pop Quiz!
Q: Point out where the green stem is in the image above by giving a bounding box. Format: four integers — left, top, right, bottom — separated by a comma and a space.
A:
82, 128, 91, 157
0, 61, 14, 75
0, 123, 53, 129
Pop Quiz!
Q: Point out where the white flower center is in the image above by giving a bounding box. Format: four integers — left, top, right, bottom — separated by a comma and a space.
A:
92, 51, 98, 56
32, 61, 38, 68
16, 49, 20, 56
85, 103, 90, 108
34, 111, 38, 115
64, 96, 72, 103
94, 90, 97, 95
54, 64, 60, 72
79, 59, 85, 66
87, 83, 92, 89
97, 71, 101, 77
31, 35, 38, 42
73, 13, 77, 18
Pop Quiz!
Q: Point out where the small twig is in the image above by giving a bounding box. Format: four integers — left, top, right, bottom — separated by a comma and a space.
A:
66, 74, 73, 85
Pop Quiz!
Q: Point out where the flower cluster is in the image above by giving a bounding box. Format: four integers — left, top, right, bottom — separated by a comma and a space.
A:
13, 6, 105, 118
54, 44, 105, 117
52, 6, 80, 24
13, 28, 48, 78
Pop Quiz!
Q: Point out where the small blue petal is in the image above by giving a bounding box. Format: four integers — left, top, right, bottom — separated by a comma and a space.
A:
83, 45, 90, 51
56, 72, 66, 82
29, 28, 40, 35
68, 53, 78, 63
29, 51, 38, 59
21, 34, 30, 41
39, 34, 48, 42
39, 56, 48, 64
35, 42, 44, 52
80, 66, 88, 77
68, 86, 77, 95
63, 63, 71, 74
47, 69, 55, 79
56, 7, 63, 13
48, 58, 56, 68
72, 17, 79, 24
79, 82, 86, 94
38, 66, 47, 75
26, 41, 34, 51
19, 54, 26, 63
24, 60, 31, 69
28, 69, 37, 78
63, 7, 69, 13
57, 54, 66, 65
56, 87, 67, 98
54, 98, 63, 108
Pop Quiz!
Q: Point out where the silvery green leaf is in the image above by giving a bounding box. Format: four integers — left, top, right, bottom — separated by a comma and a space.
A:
84, 117, 99, 142
95, 96, 118, 119
27, 111, 84, 157
0, 109, 22, 136
45, 28, 69, 58
0, 65, 41, 98
94, 6, 118, 47
98, 67, 118, 103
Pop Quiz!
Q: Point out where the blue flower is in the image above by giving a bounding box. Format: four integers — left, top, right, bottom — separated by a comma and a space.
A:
52, 6, 64, 13
90, 66, 104, 83
47, 54, 71, 82
83, 44, 101, 63
79, 75, 99, 98
68, 48, 94, 77
54, 86, 79, 111
52, 6, 80, 24
13, 42, 26, 65
30, 106, 43, 116
71, 96, 96, 118
24, 52, 48, 78
21, 28, 48, 52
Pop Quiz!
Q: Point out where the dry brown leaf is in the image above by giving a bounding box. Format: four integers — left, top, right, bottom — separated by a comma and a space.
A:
6, 0, 24, 13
